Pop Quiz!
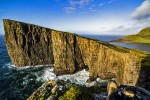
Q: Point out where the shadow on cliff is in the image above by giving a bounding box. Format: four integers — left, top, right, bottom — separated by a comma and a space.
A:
74, 36, 88, 72
137, 54, 150, 91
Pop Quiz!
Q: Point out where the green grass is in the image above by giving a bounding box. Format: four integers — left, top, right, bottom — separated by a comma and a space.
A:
114, 27, 150, 43
138, 27, 150, 37
116, 35, 150, 43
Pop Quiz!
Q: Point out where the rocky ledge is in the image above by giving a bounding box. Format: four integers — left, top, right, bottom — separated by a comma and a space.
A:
3, 19, 150, 86
27, 80, 107, 100
28, 80, 150, 100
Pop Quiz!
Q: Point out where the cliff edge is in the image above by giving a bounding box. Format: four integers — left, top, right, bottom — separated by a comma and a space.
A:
3, 19, 150, 86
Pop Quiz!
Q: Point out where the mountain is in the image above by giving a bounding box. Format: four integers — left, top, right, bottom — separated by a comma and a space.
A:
3, 19, 150, 86
113, 27, 150, 43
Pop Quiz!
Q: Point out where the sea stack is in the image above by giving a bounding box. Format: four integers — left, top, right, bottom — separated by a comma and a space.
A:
3, 19, 150, 86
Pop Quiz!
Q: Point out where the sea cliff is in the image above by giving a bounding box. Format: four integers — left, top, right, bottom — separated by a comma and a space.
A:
3, 19, 150, 86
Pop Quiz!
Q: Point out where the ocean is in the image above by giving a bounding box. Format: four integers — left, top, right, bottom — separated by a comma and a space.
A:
0, 34, 150, 100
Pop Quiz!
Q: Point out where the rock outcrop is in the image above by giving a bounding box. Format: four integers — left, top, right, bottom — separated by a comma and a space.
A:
3, 19, 150, 86
112, 27, 150, 43
27, 80, 106, 100
28, 80, 150, 100
107, 80, 150, 100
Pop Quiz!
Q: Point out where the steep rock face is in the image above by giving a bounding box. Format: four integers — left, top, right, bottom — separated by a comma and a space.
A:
3, 19, 150, 86
52, 31, 76, 74
3, 19, 54, 66
88, 41, 140, 85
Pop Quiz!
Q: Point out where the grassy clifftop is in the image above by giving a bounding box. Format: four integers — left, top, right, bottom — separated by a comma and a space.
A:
113, 27, 150, 43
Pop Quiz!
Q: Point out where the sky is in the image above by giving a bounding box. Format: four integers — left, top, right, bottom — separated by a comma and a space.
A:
0, 0, 150, 35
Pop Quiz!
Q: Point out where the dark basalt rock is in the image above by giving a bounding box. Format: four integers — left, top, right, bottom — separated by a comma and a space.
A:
3, 19, 150, 86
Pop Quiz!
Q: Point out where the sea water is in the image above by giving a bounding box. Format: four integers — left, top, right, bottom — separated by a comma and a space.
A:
0, 34, 150, 100
0, 35, 102, 99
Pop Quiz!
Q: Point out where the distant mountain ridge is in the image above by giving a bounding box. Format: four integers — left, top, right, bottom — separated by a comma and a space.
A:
113, 27, 150, 43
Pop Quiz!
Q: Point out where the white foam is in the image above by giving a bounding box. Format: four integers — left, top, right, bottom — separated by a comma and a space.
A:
58, 69, 90, 85
43, 68, 57, 80
3, 62, 14, 68
42, 67, 106, 86
3, 62, 53, 70
3, 63, 107, 86
14, 64, 54, 70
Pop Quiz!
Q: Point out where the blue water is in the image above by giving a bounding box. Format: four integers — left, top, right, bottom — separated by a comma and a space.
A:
0, 34, 150, 100
80, 34, 124, 42
81, 34, 150, 53
0, 35, 51, 100
111, 42, 150, 53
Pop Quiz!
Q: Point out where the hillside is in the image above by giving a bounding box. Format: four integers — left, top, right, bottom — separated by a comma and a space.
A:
113, 27, 150, 43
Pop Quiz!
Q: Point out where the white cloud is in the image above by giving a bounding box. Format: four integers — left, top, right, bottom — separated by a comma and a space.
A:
131, 0, 150, 20
64, 0, 93, 13
63, 7, 76, 13
58, 0, 150, 35
106, 19, 150, 35
69, 0, 92, 8
103, 0, 150, 35
63, 0, 116, 13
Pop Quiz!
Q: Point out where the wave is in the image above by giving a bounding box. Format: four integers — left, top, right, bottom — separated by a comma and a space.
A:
42, 67, 108, 87
2, 62, 14, 69
13, 64, 53, 70
2, 62, 108, 86
2, 62, 53, 70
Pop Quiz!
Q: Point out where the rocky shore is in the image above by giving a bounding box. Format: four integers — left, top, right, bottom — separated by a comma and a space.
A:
28, 80, 150, 100
27, 80, 107, 100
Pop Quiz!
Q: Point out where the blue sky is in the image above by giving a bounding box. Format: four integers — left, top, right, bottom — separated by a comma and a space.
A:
0, 0, 150, 35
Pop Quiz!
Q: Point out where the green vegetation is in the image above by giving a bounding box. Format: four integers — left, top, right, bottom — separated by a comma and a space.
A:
138, 27, 150, 38
58, 85, 93, 100
28, 80, 107, 100
114, 27, 150, 43
118, 35, 150, 43
58, 85, 107, 100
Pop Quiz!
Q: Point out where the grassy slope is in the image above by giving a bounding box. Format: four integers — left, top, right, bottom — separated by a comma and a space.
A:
114, 27, 150, 43
118, 35, 150, 43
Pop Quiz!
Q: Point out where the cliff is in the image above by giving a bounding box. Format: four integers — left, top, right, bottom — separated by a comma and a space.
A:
113, 27, 150, 43
3, 19, 150, 86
